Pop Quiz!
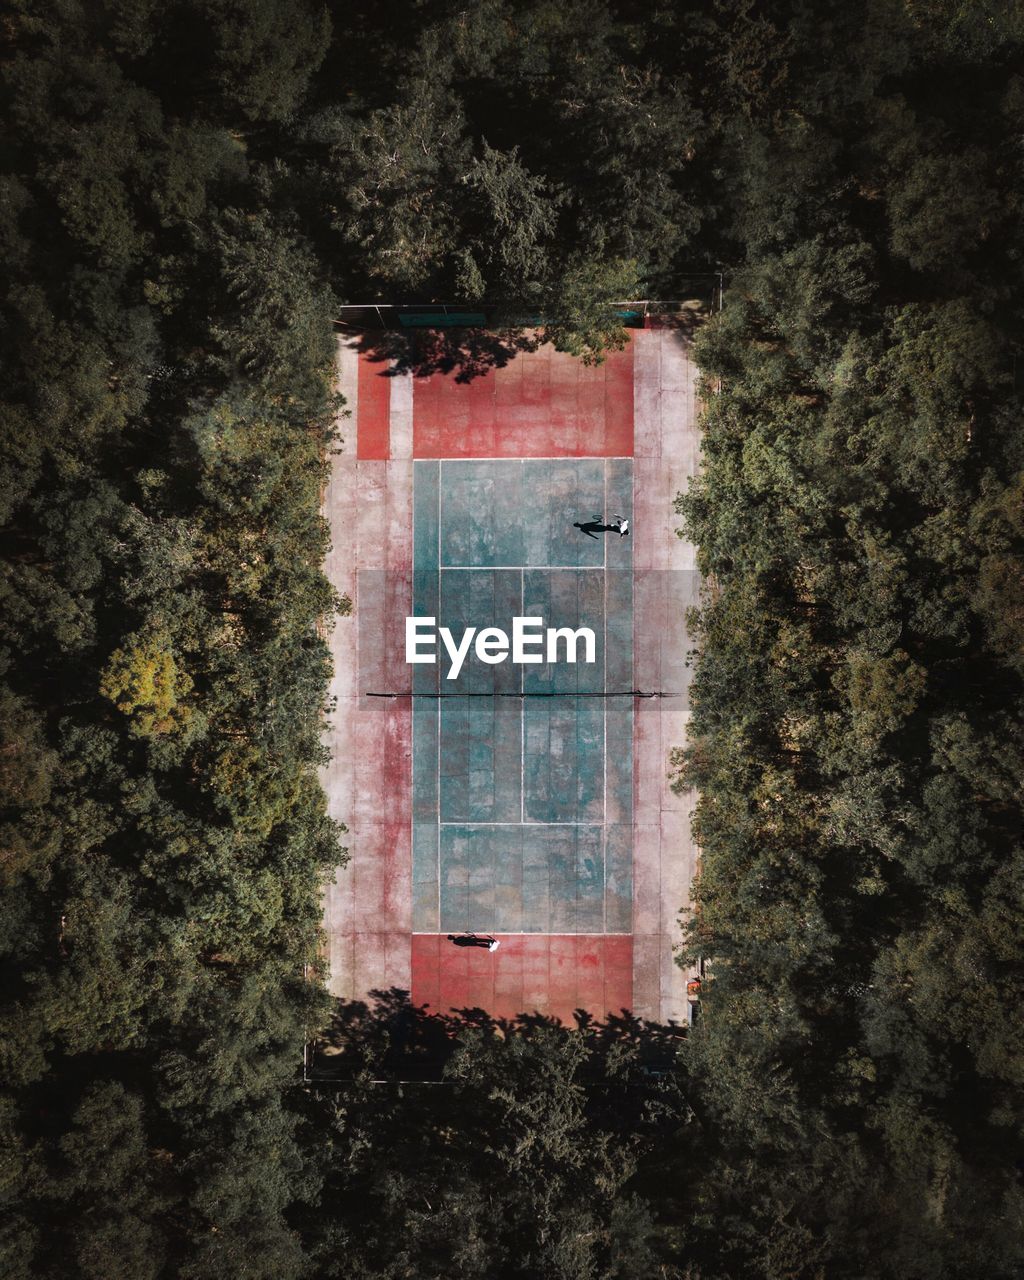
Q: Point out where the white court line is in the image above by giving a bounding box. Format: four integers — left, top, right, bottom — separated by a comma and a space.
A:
414, 932, 629, 938
629, 462, 636, 926
427, 457, 628, 935
425, 455, 632, 462
520, 556, 525, 824
439, 822, 603, 827
603, 459, 608, 933
411, 459, 419, 923
436, 462, 442, 930
441, 564, 606, 570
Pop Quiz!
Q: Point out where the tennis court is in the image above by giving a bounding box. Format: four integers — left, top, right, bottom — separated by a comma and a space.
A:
411, 457, 633, 938
323, 329, 699, 1024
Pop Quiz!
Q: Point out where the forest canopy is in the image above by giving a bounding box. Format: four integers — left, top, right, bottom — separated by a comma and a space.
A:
1, 1, 1023, 1277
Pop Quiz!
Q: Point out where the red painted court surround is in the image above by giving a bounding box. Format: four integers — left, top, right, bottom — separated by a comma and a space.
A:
358, 341, 634, 460
413, 934, 632, 1025
412, 342, 634, 458
356, 352, 391, 459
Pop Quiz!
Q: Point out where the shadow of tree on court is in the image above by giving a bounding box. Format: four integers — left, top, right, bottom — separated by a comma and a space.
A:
308, 989, 687, 1084
311, 986, 451, 1079
656, 300, 708, 345
349, 326, 542, 383
344, 300, 708, 386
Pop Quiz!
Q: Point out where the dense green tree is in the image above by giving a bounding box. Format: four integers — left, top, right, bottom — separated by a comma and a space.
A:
673, 4, 1024, 1274
301, 1003, 686, 1279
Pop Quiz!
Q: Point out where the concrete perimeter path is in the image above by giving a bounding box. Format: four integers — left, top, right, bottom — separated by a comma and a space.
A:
321, 328, 700, 1024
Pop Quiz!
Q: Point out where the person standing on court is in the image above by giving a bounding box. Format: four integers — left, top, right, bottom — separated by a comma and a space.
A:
573, 516, 630, 538
447, 933, 500, 951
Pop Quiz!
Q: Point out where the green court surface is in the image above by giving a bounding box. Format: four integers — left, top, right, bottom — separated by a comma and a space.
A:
411, 459, 633, 935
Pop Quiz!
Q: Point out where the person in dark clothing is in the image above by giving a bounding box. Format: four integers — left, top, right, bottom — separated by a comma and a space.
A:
574, 516, 630, 539
447, 933, 500, 951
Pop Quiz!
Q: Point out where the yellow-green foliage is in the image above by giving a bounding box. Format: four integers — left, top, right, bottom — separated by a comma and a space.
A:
99, 632, 192, 737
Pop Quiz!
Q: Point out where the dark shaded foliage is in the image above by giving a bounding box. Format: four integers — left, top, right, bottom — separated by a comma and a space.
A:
674, 2, 1024, 1275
